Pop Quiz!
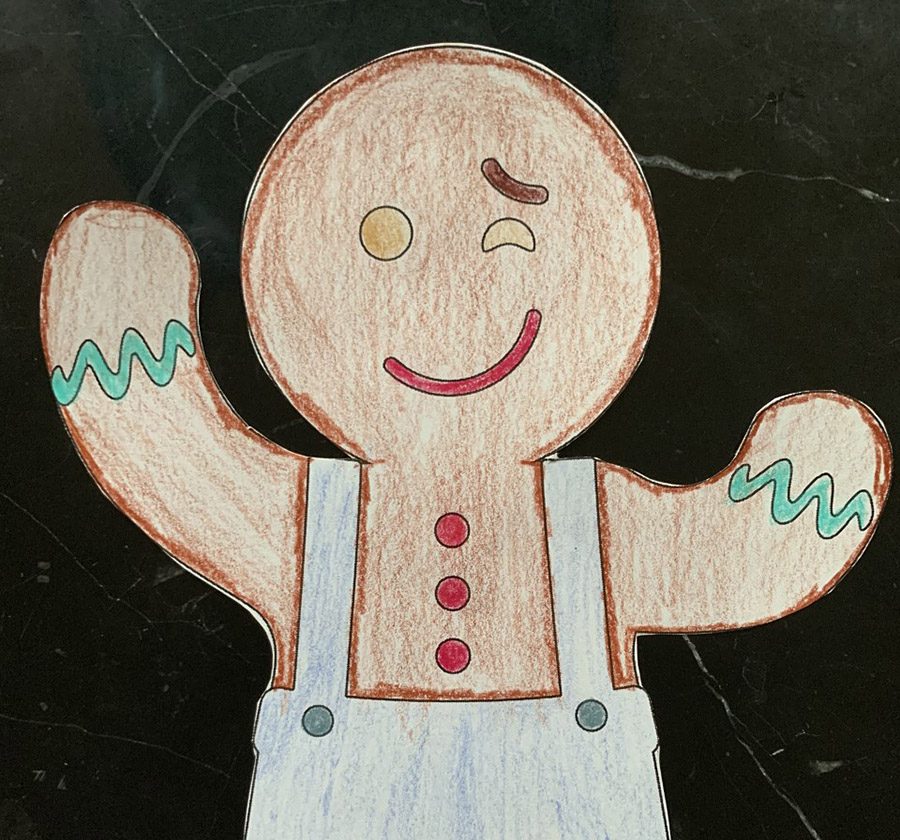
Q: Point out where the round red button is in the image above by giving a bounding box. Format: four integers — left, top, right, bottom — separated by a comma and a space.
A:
435, 513, 469, 548
435, 638, 470, 674
435, 576, 470, 611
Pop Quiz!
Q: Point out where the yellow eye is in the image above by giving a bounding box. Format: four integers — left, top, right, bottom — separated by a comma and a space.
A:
359, 206, 413, 260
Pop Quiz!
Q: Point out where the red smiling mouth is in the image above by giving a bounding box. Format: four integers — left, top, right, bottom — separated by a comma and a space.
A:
383, 309, 542, 396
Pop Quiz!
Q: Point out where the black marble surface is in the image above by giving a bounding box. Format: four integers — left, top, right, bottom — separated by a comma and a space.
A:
2, 1, 899, 838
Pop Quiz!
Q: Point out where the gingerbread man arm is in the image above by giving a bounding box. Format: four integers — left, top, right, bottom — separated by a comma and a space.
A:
41, 201, 308, 688
596, 391, 891, 688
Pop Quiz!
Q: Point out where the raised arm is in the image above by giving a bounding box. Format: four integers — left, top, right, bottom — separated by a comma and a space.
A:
597, 392, 891, 687
41, 201, 308, 688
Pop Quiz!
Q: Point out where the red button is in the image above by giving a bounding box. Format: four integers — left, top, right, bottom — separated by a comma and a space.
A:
435, 638, 470, 673
435, 576, 470, 611
435, 513, 469, 548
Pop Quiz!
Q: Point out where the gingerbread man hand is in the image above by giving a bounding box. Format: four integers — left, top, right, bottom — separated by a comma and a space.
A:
41, 203, 308, 687
599, 391, 890, 687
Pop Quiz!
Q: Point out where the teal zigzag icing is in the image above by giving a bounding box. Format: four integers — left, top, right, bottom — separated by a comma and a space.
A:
728, 458, 873, 539
51, 319, 196, 406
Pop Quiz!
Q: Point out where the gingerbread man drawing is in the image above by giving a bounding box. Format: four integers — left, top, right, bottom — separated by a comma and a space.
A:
40, 45, 891, 838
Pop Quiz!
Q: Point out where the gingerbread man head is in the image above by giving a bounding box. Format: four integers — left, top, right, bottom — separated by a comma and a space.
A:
243, 45, 659, 463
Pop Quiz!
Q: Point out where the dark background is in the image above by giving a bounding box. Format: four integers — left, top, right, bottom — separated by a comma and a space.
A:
2, 1, 898, 838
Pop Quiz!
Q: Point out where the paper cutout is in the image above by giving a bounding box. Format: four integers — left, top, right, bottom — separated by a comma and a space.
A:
39, 44, 891, 839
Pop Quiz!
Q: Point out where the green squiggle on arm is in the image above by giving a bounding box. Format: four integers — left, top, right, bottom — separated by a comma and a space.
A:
51, 319, 196, 406
728, 458, 874, 540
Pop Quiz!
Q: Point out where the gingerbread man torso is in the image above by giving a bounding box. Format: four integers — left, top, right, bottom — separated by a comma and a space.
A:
350, 459, 559, 699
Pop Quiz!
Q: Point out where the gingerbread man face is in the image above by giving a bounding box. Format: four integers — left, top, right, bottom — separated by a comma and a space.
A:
243, 45, 659, 463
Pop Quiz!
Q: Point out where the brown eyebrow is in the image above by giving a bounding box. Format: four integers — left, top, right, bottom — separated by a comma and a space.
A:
481, 158, 549, 205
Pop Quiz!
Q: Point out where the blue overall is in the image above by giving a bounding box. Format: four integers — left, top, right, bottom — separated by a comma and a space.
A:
246, 457, 670, 839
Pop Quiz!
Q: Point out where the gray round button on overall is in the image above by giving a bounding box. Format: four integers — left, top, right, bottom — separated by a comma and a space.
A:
302, 704, 334, 737
575, 699, 608, 732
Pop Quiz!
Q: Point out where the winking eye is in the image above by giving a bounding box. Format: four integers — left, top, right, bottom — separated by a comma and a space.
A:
481, 218, 535, 252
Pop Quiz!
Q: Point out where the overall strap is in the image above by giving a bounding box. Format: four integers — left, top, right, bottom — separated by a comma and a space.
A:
293, 457, 361, 699
542, 457, 614, 699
